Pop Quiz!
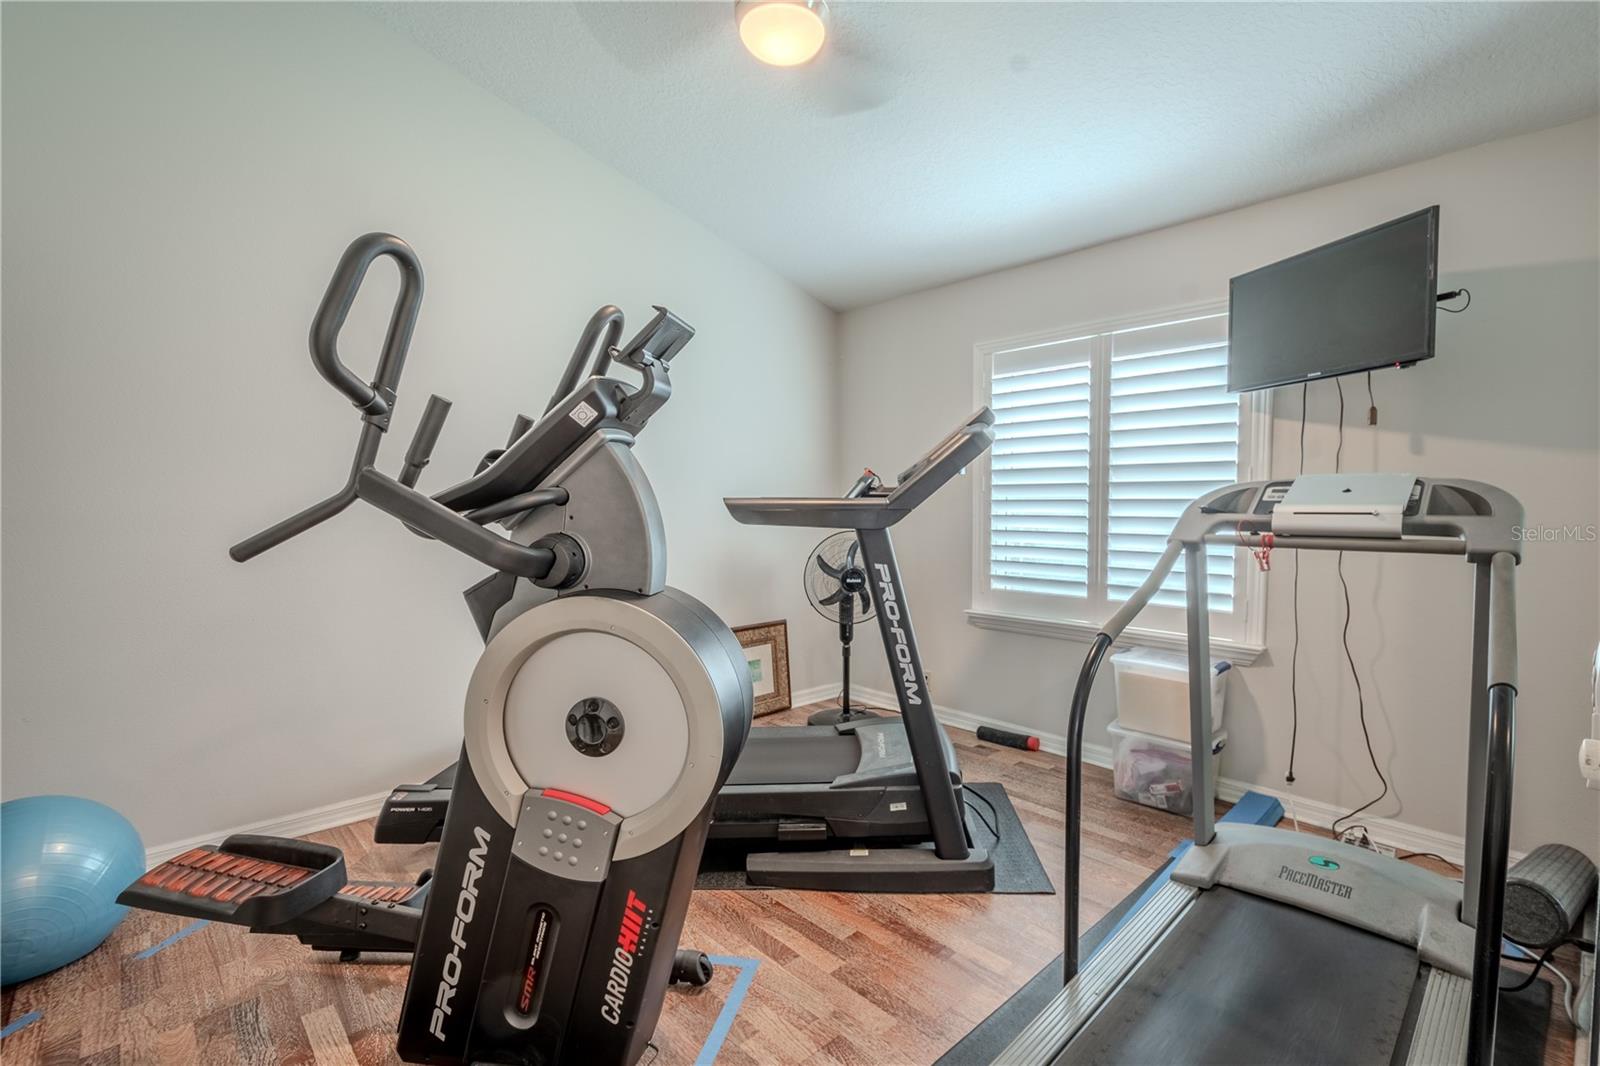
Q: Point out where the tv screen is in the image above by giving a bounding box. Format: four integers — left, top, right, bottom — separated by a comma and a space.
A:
1228, 206, 1439, 393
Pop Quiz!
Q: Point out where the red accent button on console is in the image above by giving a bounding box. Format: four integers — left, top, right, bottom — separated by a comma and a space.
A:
541, 788, 611, 816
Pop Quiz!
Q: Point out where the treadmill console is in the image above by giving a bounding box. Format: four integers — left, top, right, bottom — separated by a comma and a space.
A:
1249, 478, 1425, 518
1193, 475, 1515, 558
724, 407, 995, 530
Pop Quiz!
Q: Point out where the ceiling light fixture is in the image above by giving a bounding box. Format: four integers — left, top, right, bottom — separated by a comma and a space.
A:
736, 0, 828, 67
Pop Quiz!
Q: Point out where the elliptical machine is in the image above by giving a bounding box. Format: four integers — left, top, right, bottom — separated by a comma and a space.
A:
118, 234, 751, 1066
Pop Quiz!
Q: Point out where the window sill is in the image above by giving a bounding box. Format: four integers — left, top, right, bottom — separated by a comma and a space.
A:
964, 609, 1265, 666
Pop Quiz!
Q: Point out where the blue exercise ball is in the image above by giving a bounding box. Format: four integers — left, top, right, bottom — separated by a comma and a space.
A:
1, 795, 145, 986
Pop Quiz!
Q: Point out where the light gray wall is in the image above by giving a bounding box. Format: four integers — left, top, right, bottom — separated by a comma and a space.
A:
1, 4, 838, 849
838, 119, 1600, 856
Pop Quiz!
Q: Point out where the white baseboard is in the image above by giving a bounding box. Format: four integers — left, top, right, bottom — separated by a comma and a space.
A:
145, 684, 1512, 870
788, 683, 841, 709
852, 687, 1516, 867
145, 789, 393, 868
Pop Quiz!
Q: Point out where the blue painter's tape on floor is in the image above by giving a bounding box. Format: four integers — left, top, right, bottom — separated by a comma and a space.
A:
1, 1011, 42, 1039
133, 920, 210, 960
1096, 789, 1285, 959
696, 955, 760, 1065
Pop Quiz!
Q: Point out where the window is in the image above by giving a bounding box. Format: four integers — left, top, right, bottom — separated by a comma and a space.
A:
970, 302, 1270, 658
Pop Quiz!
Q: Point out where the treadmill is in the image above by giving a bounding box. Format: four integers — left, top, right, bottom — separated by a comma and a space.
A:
714, 408, 1000, 892
983, 476, 1523, 1066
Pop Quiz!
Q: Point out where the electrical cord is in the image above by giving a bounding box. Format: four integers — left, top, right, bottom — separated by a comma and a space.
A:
1330, 551, 1389, 834
963, 788, 1001, 844
1501, 942, 1562, 993
1396, 850, 1461, 870
1286, 382, 1308, 785
1438, 288, 1472, 313
1336, 823, 1374, 849
832, 690, 898, 717
1331, 379, 1390, 837
1335, 378, 1345, 471
1499, 941, 1584, 1024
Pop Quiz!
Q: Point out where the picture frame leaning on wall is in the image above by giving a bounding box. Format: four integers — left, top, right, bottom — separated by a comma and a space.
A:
733, 619, 791, 717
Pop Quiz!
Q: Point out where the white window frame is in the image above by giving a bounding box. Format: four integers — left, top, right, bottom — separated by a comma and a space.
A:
967, 298, 1272, 663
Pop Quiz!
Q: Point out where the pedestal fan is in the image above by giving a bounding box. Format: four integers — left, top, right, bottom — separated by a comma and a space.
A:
804, 530, 882, 727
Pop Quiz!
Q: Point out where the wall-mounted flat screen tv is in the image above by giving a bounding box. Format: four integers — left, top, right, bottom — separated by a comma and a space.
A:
1228, 206, 1439, 393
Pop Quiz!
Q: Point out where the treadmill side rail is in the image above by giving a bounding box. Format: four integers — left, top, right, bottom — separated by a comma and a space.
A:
995, 881, 1196, 1065
1405, 969, 1472, 1066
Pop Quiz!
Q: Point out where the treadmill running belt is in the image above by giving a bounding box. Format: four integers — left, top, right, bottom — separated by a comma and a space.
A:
1058, 887, 1417, 1065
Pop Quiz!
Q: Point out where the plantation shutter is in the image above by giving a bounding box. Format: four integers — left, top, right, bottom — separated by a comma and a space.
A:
1106, 314, 1237, 611
988, 336, 1095, 599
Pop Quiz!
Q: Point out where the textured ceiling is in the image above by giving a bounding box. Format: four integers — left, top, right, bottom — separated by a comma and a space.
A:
371, 2, 1600, 309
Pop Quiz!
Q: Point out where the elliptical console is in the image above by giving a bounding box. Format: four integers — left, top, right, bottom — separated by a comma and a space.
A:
118, 233, 751, 1066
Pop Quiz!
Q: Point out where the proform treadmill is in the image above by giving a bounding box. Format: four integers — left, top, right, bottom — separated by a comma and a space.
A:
715, 409, 1000, 892
989, 477, 1523, 1066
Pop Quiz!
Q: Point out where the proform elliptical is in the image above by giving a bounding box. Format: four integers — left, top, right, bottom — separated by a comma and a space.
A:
117, 234, 751, 1066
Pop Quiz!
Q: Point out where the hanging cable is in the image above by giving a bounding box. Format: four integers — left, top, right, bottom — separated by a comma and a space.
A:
1286, 382, 1308, 785
1334, 378, 1345, 472
1331, 378, 1390, 836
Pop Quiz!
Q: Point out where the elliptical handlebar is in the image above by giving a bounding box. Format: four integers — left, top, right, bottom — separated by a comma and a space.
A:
544, 305, 623, 417
307, 233, 424, 422
228, 233, 559, 581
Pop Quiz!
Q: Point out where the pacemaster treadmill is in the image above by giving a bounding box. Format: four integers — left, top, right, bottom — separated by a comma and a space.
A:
117, 234, 752, 1066
987, 476, 1523, 1066
714, 408, 998, 892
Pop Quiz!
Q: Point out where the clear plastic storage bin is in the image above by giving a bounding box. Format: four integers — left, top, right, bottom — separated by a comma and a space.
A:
1110, 647, 1230, 741
1108, 721, 1227, 817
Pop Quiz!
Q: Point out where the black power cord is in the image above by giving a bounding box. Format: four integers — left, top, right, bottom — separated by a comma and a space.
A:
1437, 288, 1472, 313
1500, 942, 1562, 993
963, 787, 1001, 844
1396, 850, 1461, 869
1286, 382, 1308, 785
1331, 378, 1390, 837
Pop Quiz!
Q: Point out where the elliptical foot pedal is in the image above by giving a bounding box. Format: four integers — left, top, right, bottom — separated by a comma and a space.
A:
337, 881, 423, 905
118, 834, 347, 929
